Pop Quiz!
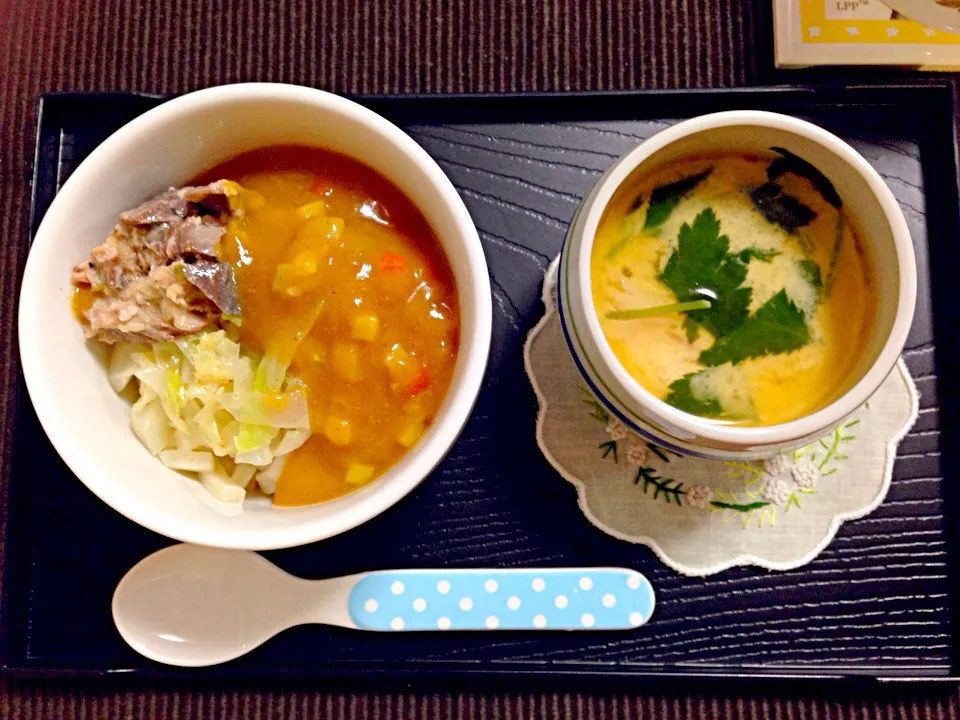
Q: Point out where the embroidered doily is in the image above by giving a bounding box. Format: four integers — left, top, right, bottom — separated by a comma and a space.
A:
524, 259, 919, 576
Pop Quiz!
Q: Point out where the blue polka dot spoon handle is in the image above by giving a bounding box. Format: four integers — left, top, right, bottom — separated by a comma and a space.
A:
347, 568, 655, 631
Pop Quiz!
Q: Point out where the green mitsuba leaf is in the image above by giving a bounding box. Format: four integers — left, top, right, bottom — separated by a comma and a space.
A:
697, 289, 811, 367
665, 373, 723, 416
658, 208, 752, 339
737, 247, 780, 263
798, 259, 823, 290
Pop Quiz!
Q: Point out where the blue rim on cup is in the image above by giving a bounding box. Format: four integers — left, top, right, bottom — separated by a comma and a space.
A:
557, 110, 917, 460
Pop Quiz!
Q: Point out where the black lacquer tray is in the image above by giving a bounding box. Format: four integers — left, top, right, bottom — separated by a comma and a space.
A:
5, 84, 960, 682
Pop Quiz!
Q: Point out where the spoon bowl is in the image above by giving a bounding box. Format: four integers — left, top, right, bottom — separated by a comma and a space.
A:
113, 545, 319, 666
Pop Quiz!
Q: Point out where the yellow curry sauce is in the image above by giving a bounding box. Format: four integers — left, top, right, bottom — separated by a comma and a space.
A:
71, 284, 97, 321
193, 146, 459, 506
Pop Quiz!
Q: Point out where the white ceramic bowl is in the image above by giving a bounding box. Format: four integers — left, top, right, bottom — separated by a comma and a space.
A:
19, 83, 492, 549
558, 110, 916, 459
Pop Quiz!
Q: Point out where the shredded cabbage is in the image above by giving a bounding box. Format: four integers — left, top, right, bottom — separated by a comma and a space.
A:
200, 470, 246, 503
108, 342, 149, 392
256, 456, 285, 495
131, 389, 173, 456
274, 429, 310, 456
220, 390, 309, 428
253, 353, 288, 393
235, 423, 278, 455
110, 330, 312, 503
159, 449, 215, 472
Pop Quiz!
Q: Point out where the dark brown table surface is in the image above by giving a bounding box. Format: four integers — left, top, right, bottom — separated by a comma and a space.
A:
1, 0, 958, 717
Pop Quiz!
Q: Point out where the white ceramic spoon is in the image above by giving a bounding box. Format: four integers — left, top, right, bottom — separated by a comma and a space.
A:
112, 544, 656, 667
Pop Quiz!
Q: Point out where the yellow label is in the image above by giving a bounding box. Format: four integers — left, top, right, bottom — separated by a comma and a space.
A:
800, 0, 960, 43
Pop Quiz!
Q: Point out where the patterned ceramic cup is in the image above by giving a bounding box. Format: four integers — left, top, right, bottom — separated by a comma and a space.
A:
558, 111, 916, 459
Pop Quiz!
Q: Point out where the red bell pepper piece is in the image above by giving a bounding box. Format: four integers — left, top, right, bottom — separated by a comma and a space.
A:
404, 365, 431, 397
380, 252, 407, 272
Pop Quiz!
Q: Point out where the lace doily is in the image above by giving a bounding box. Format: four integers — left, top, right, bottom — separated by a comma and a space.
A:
524, 259, 919, 576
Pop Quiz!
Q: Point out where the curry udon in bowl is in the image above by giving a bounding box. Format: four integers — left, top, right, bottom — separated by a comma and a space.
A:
20, 84, 491, 549
70, 146, 460, 507
559, 111, 915, 458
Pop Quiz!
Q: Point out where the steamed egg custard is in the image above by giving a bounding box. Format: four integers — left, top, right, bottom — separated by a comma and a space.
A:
590, 151, 876, 426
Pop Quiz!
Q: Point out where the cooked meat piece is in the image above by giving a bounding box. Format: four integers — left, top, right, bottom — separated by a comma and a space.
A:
104, 225, 170, 288
83, 264, 217, 344
119, 188, 189, 225
73, 219, 178, 290
118, 180, 239, 226
72, 180, 242, 344
181, 259, 241, 316
167, 217, 224, 258
71, 261, 93, 286
180, 180, 238, 217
